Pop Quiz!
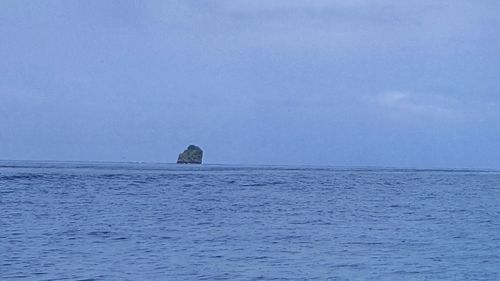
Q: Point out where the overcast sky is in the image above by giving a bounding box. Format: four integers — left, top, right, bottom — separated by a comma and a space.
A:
1, 0, 499, 168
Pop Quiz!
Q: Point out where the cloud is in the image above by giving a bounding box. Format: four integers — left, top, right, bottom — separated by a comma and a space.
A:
171, 0, 500, 53
375, 91, 459, 119
372, 91, 500, 123
4, 0, 496, 56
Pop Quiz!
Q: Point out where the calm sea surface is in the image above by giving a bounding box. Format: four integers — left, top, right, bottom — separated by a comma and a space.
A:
1, 161, 500, 280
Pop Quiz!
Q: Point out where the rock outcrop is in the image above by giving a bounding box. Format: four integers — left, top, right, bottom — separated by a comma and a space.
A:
177, 145, 203, 164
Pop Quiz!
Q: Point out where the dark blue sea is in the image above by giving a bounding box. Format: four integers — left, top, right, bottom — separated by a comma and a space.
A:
1, 161, 500, 280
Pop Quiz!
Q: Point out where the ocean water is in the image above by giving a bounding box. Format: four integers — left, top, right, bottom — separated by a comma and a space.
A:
1, 161, 500, 281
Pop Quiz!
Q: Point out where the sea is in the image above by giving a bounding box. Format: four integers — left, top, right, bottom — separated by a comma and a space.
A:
1, 161, 500, 281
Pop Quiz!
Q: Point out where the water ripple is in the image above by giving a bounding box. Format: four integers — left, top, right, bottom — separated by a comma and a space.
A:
1, 162, 500, 280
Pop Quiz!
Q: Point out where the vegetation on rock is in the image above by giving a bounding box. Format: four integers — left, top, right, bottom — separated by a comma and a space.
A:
177, 145, 203, 164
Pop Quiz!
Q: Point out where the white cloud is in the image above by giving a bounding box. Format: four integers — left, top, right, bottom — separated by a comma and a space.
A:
373, 90, 500, 122
375, 91, 459, 119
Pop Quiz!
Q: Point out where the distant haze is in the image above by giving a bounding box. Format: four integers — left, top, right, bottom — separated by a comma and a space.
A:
1, 1, 499, 168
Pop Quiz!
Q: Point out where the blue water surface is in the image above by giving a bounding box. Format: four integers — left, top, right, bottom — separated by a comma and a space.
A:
1, 161, 500, 280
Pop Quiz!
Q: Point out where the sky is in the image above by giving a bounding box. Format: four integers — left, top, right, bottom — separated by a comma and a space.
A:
1, 0, 499, 168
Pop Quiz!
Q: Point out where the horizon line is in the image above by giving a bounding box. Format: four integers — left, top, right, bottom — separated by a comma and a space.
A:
0, 158, 498, 172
